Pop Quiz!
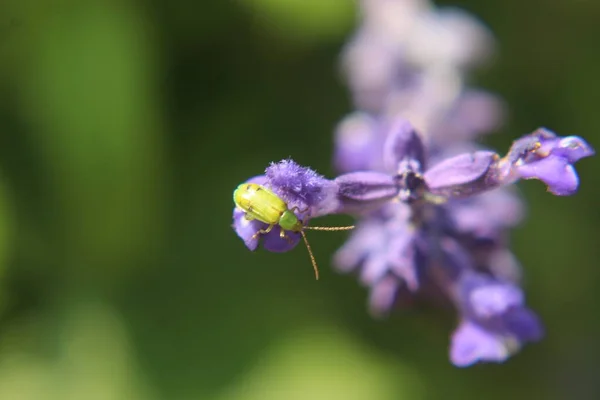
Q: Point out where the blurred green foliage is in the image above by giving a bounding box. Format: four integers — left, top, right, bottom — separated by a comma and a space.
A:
0, 0, 598, 399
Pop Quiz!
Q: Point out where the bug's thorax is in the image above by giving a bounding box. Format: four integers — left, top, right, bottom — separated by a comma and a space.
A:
279, 210, 303, 231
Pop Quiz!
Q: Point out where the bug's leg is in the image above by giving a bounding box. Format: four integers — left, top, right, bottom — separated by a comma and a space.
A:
244, 214, 255, 221
290, 205, 311, 218
251, 224, 275, 240
290, 205, 310, 214
280, 230, 294, 245
290, 206, 312, 227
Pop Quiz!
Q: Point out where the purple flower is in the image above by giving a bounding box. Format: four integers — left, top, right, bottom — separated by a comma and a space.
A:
334, 112, 385, 173
450, 272, 543, 367
504, 128, 595, 195
425, 128, 594, 198
341, 0, 501, 143
231, 0, 595, 368
425, 90, 506, 145
332, 0, 593, 368
232, 116, 592, 366
329, 119, 591, 364
232, 160, 397, 252
264, 159, 340, 217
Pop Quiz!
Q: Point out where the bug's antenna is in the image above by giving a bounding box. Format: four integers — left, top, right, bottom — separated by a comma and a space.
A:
303, 225, 355, 231
300, 230, 319, 280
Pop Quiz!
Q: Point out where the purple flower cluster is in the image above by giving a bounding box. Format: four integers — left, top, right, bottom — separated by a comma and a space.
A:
232, 0, 594, 366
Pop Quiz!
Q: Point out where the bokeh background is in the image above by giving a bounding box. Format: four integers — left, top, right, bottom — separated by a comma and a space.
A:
0, 1, 598, 399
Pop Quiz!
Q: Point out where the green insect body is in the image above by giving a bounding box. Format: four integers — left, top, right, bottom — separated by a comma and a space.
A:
233, 182, 354, 280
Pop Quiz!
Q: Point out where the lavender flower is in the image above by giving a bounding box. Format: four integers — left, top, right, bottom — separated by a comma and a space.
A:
333, 119, 592, 365
450, 271, 544, 366
232, 0, 595, 367
232, 121, 593, 366
333, 3, 591, 367
341, 0, 502, 143
232, 160, 398, 253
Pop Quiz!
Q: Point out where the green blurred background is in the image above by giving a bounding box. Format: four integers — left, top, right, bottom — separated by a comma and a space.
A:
0, 0, 598, 399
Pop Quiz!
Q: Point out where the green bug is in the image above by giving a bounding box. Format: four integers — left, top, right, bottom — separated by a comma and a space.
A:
233, 182, 354, 280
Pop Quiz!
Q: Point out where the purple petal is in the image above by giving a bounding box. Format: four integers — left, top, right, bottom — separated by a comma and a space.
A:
265, 159, 339, 216
486, 249, 523, 283
334, 204, 418, 289
383, 118, 425, 172
504, 132, 547, 165
368, 276, 401, 318
334, 112, 383, 173
517, 157, 579, 195
423, 130, 593, 198
454, 272, 544, 347
261, 229, 301, 253
439, 237, 474, 282
335, 171, 399, 213
504, 129, 594, 196
450, 321, 510, 367
360, 253, 390, 286
514, 129, 594, 164
468, 281, 523, 319
430, 90, 505, 142
246, 175, 268, 186
407, 7, 495, 69
232, 208, 261, 251
232, 205, 300, 253
449, 189, 523, 238
424, 151, 498, 197
502, 307, 544, 342
551, 135, 595, 163
457, 272, 523, 318
388, 233, 419, 291
334, 220, 389, 274
340, 29, 403, 112
232, 206, 301, 254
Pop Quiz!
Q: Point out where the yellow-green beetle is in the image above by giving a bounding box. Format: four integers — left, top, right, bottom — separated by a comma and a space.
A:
233, 182, 353, 280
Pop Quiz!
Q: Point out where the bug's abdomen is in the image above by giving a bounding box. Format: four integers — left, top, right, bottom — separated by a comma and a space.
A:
234, 183, 288, 225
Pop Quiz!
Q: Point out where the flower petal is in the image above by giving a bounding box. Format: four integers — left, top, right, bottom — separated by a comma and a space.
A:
388, 233, 419, 291
335, 171, 399, 213
424, 151, 497, 197
552, 135, 595, 163
517, 157, 579, 195
504, 129, 594, 196
449, 189, 523, 238
232, 208, 261, 251
265, 159, 340, 216
450, 321, 510, 367
334, 112, 383, 173
454, 271, 544, 351
360, 253, 390, 286
457, 272, 523, 318
502, 307, 544, 342
383, 118, 426, 172
341, 29, 403, 112
429, 90, 505, 142
468, 281, 523, 319
261, 229, 302, 253
368, 276, 401, 318
333, 220, 387, 273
